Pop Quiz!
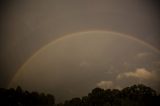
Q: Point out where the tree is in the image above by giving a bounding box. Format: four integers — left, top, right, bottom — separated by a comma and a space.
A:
46, 94, 55, 105
88, 87, 106, 106
0, 84, 159, 106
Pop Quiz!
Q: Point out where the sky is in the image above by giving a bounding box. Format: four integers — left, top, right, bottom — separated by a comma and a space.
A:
0, 0, 160, 102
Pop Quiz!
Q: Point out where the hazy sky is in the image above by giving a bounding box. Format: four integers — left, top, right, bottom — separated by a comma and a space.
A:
0, 0, 160, 102
9, 31, 160, 102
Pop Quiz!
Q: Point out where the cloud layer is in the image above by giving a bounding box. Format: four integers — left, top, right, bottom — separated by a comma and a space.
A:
97, 81, 113, 89
117, 68, 155, 80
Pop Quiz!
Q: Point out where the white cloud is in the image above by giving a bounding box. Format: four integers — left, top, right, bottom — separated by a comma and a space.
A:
117, 68, 155, 80
97, 81, 113, 89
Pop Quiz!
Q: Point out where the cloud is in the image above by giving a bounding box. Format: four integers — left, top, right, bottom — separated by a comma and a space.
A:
137, 52, 151, 58
117, 68, 155, 80
153, 61, 160, 66
97, 81, 113, 89
79, 61, 90, 67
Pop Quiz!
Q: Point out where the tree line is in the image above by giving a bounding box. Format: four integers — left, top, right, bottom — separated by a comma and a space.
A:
0, 86, 55, 106
0, 84, 160, 106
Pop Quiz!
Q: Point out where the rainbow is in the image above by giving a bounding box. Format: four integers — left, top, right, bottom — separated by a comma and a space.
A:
8, 30, 160, 88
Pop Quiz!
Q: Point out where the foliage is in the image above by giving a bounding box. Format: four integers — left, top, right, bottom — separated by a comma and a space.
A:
0, 84, 160, 106
0, 86, 55, 106
57, 84, 160, 106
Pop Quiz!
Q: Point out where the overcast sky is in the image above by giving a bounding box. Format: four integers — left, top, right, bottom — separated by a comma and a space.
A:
0, 0, 160, 102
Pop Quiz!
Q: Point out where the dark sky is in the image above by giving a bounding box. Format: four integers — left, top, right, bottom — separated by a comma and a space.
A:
9, 31, 160, 102
0, 0, 160, 102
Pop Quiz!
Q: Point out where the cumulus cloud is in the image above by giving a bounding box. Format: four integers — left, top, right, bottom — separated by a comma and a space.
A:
117, 68, 155, 80
97, 81, 113, 89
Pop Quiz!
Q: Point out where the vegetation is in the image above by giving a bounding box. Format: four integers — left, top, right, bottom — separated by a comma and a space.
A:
0, 84, 159, 106
0, 86, 55, 106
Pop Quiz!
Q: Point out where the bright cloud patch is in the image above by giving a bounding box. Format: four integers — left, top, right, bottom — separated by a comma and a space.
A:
117, 68, 155, 80
97, 81, 113, 89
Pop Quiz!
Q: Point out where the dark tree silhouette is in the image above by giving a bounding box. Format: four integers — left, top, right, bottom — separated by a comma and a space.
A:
0, 86, 55, 106
0, 84, 159, 106
58, 84, 160, 106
